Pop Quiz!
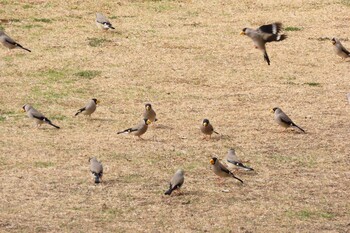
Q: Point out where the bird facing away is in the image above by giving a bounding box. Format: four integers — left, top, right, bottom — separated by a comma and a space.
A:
164, 169, 185, 195
95, 13, 115, 31
143, 103, 157, 123
22, 104, 60, 129
226, 148, 254, 171
200, 119, 219, 139
75, 98, 100, 117
117, 118, 151, 139
0, 31, 31, 52
210, 157, 243, 183
272, 107, 305, 133
331, 37, 350, 59
240, 22, 287, 65
89, 157, 103, 184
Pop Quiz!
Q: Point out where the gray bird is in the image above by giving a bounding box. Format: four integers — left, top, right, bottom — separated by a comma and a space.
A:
75, 98, 99, 117
22, 104, 60, 129
0, 30, 31, 52
226, 148, 254, 171
200, 119, 219, 139
331, 37, 350, 59
117, 118, 151, 139
272, 107, 305, 133
143, 103, 157, 123
96, 13, 115, 31
240, 22, 287, 65
210, 157, 243, 183
164, 169, 185, 195
89, 157, 103, 184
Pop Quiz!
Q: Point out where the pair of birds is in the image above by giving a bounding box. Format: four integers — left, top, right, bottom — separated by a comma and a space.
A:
22, 99, 100, 129
241, 22, 350, 64
165, 148, 254, 195
117, 103, 157, 139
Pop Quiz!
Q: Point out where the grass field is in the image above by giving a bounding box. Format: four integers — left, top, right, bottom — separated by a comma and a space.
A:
0, 0, 349, 232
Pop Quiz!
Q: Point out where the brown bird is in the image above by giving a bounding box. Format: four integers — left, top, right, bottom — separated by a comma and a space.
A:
143, 103, 157, 123
210, 157, 243, 183
200, 119, 219, 139
272, 107, 305, 133
117, 118, 151, 139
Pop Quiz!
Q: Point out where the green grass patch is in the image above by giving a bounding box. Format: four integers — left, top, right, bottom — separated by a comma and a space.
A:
285, 26, 302, 31
30, 86, 68, 100
50, 115, 66, 121
304, 82, 321, 87
34, 161, 54, 168
33, 18, 52, 23
0, 25, 4, 31
74, 70, 101, 79
87, 37, 108, 47
22, 4, 32, 9
341, 0, 350, 6
0, 115, 6, 122
22, 24, 42, 29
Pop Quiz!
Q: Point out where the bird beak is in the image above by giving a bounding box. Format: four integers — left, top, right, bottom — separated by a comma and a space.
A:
331, 40, 336, 45
270, 109, 274, 113
146, 106, 150, 110
240, 31, 245, 35
210, 159, 215, 165
96, 100, 100, 104
203, 122, 208, 126
146, 119, 151, 125
21, 109, 25, 112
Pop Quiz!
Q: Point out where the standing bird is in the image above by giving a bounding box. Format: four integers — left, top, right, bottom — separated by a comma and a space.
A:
22, 104, 60, 129
89, 157, 103, 184
200, 119, 219, 139
210, 157, 243, 183
272, 107, 305, 133
226, 148, 254, 171
75, 98, 99, 117
0, 30, 31, 52
240, 22, 287, 65
143, 103, 157, 123
331, 37, 350, 59
95, 13, 115, 31
164, 169, 185, 195
117, 118, 151, 139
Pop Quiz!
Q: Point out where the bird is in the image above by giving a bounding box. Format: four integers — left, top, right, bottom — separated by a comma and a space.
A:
75, 98, 99, 117
200, 119, 219, 139
210, 157, 243, 183
164, 169, 185, 195
331, 37, 350, 59
117, 118, 151, 139
272, 107, 305, 133
95, 13, 115, 31
240, 22, 287, 65
143, 103, 157, 123
0, 30, 31, 52
226, 148, 254, 171
22, 104, 60, 129
89, 157, 103, 184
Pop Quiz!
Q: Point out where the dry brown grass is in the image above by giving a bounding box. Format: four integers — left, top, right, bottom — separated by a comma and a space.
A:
0, 0, 349, 232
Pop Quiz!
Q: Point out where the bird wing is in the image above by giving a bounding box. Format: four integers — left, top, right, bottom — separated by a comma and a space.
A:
279, 113, 293, 125
257, 22, 282, 34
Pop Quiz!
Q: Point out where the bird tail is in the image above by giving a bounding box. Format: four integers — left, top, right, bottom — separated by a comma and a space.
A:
263, 50, 270, 65
231, 173, 244, 183
292, 123, 305, 133
93, 174, 101, 184
109, 25, 115, 29
17, 44, 31, 52
164, 184, 174, 195
75, 108, 85, 116
214, 131, 219, 134
49, 122, 60, 129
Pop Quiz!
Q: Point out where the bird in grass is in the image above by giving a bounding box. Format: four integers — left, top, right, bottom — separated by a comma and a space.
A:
240, 22, 287, 65
143, 103, 157, 123
164, 169, 185, 195
0, 30, 31, 52
331, 37, 350, 59
117, 118, 151, 139
226, 148, 254, 171
22, 104, 60, 129
200, 119, 219, 139
95, 13, 115, 31
272, 107, 305, 133
89, 157, 103, 184
75, 98, 100, 117
210, 157, 243, 183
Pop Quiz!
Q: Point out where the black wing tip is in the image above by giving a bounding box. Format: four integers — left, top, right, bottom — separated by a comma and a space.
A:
164, 190, 172, 195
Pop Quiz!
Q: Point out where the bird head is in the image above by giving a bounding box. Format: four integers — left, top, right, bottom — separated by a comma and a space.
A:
202, 119, 209, 127
210, 157, 217, 165
144, 118, 151, 125
21, 104, 27, 112
271, 107, 279, 113
240, 28, 247, 35
331, 38, 336, 45
92, 98, 100, 104
145, 103, 152, 111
